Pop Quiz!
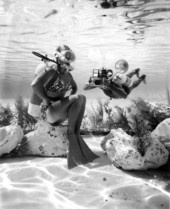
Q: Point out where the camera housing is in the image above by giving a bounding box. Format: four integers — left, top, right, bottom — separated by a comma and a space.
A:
88, 68, 113, 86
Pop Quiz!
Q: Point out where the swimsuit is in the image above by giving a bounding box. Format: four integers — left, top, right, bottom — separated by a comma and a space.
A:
28, 68, 72, 118
48, 78, 71, 95
45, 72, 72, 100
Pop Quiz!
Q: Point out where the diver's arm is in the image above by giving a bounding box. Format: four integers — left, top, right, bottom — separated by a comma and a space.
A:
69, 74, 77, 95
31, 67, 57, 104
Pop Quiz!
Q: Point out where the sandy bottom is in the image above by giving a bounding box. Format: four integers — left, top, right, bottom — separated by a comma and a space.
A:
0, 136, 170, 209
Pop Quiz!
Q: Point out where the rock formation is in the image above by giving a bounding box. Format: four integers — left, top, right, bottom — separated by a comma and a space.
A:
101, 128, 169, 170
151, 118, 170, 151
0, 125, 23, 156
23, 121, 68, 157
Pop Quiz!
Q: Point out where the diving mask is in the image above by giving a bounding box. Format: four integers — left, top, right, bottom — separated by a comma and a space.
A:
55, 50, 75, 64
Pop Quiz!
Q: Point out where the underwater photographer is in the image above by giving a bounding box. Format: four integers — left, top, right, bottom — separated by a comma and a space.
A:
83, 59, 146, 99
83, 66, 128, 99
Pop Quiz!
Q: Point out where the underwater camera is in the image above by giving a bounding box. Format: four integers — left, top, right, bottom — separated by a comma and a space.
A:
89, 68, 113, 85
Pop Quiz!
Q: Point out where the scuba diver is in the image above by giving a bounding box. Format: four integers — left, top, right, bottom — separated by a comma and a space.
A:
83, 59, 146, 99
28, 45, 98, 169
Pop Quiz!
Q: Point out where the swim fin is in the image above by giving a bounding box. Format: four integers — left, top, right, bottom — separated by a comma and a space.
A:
77, 135, 99, 162
67, 133, 99, 169
67, 133, 89, 169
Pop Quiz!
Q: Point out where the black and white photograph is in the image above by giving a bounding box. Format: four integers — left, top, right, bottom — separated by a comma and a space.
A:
0, 0, 170, 208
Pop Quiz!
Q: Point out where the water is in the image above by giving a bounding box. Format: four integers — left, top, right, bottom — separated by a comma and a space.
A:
0, 0, 170, 103
1, 2, 170, 208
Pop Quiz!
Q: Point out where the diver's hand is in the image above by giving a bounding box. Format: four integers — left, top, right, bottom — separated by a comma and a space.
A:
40, 99, 51, 120
101, 78, 110, 87
42, 98, 51, 107
99, 85, 108, 90
41, 54, 50, 64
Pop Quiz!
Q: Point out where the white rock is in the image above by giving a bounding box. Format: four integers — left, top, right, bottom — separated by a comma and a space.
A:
24, 121, 68, 157
0, 125, 23, 156
151, 118, 170, 151
104, 129, 145, 170
106, 140, 145, 170
102, 128, 169, 170
144, 138, 169, 169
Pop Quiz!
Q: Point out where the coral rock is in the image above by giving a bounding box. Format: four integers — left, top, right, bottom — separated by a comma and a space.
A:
148, 103, 170, 123
151, 118, 170, 151
102, 128, 169, 170
0, 125, 23, 156
24, 121, 68, 157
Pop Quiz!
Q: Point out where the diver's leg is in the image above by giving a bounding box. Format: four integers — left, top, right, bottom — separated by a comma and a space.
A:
74, 95, 86, 132
75, 95, 99, 161
46, 95, 88, 169
46, 95, 79, 123
128, 75, 146, 92
127, 68, 140, 78
67, 95, 89, 169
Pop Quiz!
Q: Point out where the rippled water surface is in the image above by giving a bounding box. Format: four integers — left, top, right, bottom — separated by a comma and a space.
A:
0, 0, 170, 101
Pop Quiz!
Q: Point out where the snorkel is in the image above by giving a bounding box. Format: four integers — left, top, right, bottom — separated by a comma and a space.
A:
32, 49, 75, 73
